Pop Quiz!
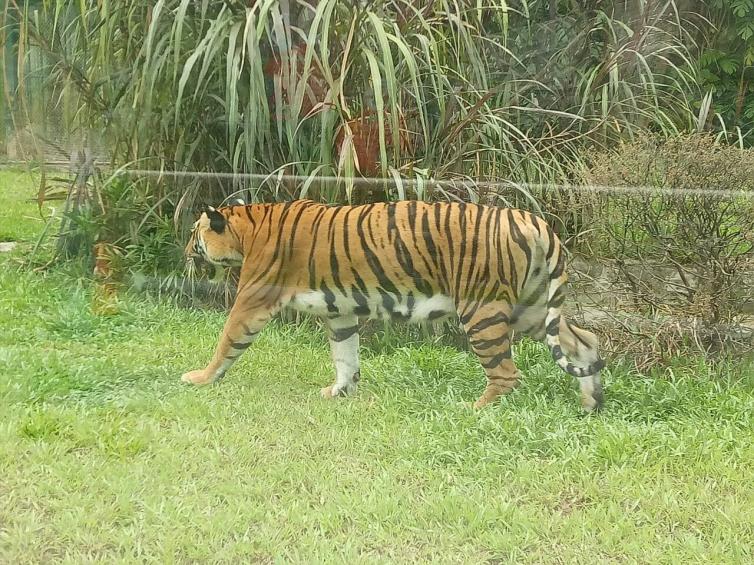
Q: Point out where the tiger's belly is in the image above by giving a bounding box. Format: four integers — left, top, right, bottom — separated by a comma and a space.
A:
288, 291, 455, 323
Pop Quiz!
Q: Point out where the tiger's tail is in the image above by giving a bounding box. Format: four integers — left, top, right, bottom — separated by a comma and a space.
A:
542, 231, 605, 380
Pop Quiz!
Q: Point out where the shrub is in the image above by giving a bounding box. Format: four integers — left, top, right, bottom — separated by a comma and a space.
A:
582, 134, 754, 361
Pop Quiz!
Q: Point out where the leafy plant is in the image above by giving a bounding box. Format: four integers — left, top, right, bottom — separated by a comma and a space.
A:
698, 0, 754, 138
584, 134, 754, 359
0, 0, 713, 274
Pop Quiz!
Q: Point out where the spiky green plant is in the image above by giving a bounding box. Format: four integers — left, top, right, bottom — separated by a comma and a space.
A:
3, 0, 708, 267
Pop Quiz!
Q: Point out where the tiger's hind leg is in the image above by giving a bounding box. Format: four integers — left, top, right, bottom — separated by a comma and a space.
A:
558, 318, 604, 412
459, 301, 518, 409
321, 314, 361, 399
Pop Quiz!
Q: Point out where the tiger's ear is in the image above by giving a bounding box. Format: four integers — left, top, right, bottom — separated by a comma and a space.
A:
205, 206, 226, 233
231, 197, 245, 206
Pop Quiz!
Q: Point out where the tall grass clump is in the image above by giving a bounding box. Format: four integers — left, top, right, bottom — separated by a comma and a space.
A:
6, 2, 703, 199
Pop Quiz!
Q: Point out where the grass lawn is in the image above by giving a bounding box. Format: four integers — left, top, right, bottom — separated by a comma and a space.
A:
1, 168, 753, 563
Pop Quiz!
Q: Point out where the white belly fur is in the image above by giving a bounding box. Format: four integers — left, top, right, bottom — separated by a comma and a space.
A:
288, 291, 455, 323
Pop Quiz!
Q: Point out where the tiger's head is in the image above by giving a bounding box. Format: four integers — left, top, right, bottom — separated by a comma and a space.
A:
185, 202, 245, 268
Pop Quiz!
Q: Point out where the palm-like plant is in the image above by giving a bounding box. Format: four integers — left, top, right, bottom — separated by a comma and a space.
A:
4, 0, 707, 262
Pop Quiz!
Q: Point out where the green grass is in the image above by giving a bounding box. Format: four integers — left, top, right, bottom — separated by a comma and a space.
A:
1, 169, 754, 562
0, 168, 48, 244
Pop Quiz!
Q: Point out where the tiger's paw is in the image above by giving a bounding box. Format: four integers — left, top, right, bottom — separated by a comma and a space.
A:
320, 382, 357, 399
472, 398, 489, 410
472, 392, 497, 409
473, 384, 510, 409
181, 369, 214, 385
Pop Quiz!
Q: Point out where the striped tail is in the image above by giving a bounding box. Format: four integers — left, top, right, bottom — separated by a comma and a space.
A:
543, 231, 605, 378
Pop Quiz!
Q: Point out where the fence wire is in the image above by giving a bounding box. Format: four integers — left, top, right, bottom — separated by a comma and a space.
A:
2, 157, 753, 366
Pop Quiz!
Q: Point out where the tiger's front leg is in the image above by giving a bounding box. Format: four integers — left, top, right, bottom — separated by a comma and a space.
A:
181, 299, 277, 385
321, 314, 361, 398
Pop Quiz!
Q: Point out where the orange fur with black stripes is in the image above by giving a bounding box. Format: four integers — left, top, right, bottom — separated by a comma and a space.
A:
183, 199, 605, 411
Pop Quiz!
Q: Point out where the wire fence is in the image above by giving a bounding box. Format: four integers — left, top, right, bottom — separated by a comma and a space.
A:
2, 141, 753, 368
6, 159, 754, 199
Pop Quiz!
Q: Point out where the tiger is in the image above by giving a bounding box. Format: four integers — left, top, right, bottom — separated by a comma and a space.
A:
182, 199, 605, 412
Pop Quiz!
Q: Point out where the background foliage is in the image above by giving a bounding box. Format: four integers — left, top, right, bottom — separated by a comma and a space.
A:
3, 1, 720, 199
2, 1, 754, 364
699, 0, 754, 131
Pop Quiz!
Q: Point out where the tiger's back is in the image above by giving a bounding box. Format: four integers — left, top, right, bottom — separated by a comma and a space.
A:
183, 199, 604, 412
